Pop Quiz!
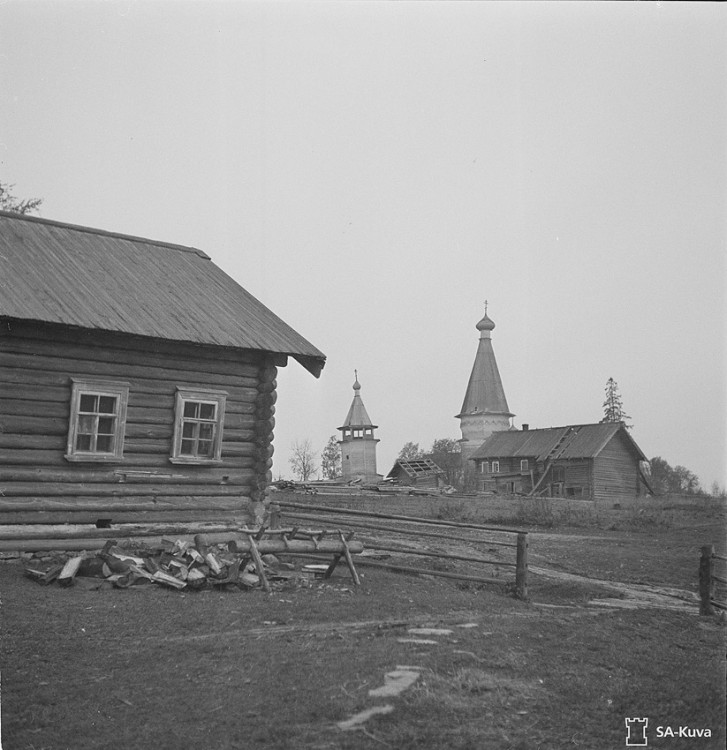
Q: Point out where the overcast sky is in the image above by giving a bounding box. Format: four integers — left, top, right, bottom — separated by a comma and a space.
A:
2, 1, 725, 488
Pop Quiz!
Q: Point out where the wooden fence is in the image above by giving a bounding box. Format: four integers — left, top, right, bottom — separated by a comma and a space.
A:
699, 545, 727, 615
270, 500, 529, 600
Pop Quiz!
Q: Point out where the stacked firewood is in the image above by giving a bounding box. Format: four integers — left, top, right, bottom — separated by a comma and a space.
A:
24, 535, 284, 591
24, 528, 364, 591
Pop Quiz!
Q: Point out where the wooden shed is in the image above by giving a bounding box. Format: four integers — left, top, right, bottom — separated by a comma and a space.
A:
469, 423, 651, 501
386, 459, 446, 489
0, 211, 326, 550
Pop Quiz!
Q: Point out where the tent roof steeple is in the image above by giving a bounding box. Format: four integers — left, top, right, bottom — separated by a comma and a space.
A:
456, 306, 513, 418
339, 372, 377, 429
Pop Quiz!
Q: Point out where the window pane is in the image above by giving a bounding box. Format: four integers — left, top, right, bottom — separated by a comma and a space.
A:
198, 423, 214, 441
180, 439, 196, 455
79, 394, 97, 412
77, 415, 95, 433
98, 396, 117, 414
97, 417, 115, 435
182, 422, 196, 438
197, 440, 213, 457
199, 403, 216, 420
96, 435, 114, 452
183, 402, 198, 418
76, 434, 92, 451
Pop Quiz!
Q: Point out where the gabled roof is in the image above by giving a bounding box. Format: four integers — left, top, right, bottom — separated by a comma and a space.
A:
0, 212, 326, 376
386, 458, 446, 480
469, 423, 647, 462
456, 310, 513, 418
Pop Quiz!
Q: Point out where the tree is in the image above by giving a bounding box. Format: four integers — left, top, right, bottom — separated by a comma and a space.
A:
289, 439, 318, 481
600, 377, 632, 429
398, 442, 424, 460
649, 456, 701, 496
0, 180, 42, 215
428, 437, 462, 488
320, 435, 341, 480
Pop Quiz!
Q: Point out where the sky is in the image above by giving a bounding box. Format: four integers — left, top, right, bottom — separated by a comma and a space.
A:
1, 1, 725, 489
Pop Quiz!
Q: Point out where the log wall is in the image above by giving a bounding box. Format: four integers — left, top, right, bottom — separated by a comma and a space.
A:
591, 432, 640, 502
0, 320, 281, 529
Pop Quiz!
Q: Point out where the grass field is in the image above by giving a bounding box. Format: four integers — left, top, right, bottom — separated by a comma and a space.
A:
1, 494, 724, 750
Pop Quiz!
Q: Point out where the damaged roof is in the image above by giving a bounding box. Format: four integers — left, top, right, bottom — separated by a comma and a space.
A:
0, 211, 326, 376
386, 458, 446, 479
469, 423, 647, 462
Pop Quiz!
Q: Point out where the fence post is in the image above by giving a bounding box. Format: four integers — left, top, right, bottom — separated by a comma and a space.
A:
269, 502, 281, 530
515, 532, 528, 600
699, 544, 714, 616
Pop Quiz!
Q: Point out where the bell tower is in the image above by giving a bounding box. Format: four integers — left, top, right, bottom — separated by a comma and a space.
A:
456, 304, 514, 463
338, 372, 381, 483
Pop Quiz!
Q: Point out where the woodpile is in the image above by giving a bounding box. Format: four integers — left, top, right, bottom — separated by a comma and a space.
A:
23, 529, 363, 592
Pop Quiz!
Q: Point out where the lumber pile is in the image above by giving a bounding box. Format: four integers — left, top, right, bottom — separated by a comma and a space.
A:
23, 529, 364, 592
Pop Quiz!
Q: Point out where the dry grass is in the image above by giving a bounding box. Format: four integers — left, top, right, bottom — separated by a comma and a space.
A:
0, 496, 725, 750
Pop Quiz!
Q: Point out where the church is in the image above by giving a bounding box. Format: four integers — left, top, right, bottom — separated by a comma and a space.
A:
332, 305, 650, 499
456, 305, 650, 499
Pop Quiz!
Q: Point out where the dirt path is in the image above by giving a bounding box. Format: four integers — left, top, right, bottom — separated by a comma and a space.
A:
530, 564, 700, 613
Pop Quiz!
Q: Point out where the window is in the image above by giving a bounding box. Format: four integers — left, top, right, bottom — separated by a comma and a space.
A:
65, 379, 129, 462
491, 460, 500, 473
480, 461, 488, 474
353, 429, 363, 438
171, 388, 226, 464
520, 459, 529, 472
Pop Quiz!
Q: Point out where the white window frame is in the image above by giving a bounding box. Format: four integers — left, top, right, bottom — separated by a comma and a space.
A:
520, 459, 529, 472
491, 460, 500, 473
480, 461, 488, 474
65, 379, 129, 462
170, 387, 227, 465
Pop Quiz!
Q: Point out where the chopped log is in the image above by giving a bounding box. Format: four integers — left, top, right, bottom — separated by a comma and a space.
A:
77, 557, 109, 578
24, 566, 49, 582
244, 533, 271, 594
57, 556, 85, 587
151, 570, 187, 589
194, 534, 223, 575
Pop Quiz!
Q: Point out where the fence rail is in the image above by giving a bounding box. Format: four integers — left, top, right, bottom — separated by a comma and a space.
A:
271, 500, 529, 599
699, 545, 727, 615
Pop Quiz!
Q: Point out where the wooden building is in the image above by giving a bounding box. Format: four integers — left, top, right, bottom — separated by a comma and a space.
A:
469, 423, 651, 501
338, 372, 381, 483
456, 306, 514, 465
386, 459, 446, 490
0, 211, 325, 547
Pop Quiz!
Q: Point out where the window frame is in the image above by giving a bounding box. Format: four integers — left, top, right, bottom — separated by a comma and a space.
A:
491, 460, 500, 473
520, 459, 529, 472
170, 387, 227, 465
65, 379, 130, 463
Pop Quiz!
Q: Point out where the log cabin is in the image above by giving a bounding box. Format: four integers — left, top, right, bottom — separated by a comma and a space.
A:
0, 211, 326, 549
469, 422, 651, 501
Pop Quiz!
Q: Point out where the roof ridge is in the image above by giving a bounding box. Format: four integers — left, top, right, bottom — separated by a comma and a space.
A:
0, 210, 210, 259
